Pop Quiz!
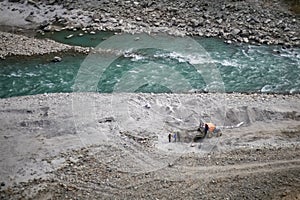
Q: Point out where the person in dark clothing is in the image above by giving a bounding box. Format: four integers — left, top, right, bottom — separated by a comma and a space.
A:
204, 123, 209, 138
168, 133, 172, 142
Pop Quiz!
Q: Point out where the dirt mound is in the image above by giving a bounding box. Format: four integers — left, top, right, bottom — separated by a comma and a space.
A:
224, 106, 300, 126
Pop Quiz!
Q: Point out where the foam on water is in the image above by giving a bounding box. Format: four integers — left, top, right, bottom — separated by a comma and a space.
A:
0, 36, 299, 98
154, 51, 213, 65
217, 59, 240, 67
123, 51, 146, 61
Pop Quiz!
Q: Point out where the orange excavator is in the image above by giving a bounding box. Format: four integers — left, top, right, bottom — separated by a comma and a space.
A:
197, 121, 222, 138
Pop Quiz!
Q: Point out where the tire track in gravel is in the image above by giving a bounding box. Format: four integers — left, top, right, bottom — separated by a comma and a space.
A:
120, 159, 300, 187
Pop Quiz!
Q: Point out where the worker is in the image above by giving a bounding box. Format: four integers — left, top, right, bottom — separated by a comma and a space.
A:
204, 123, 209, 137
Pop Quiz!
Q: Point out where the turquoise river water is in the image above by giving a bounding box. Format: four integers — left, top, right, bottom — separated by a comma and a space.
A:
0, 31, 299, 98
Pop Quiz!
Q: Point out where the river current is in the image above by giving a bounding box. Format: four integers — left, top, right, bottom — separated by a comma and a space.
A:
0, 31, 299, 98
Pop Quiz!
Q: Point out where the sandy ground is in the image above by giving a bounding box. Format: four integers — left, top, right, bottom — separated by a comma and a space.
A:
0, 92, 299, 199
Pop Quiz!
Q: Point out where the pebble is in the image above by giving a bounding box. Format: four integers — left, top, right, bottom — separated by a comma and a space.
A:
65, 34, 74, 39
51, 56, 62, 62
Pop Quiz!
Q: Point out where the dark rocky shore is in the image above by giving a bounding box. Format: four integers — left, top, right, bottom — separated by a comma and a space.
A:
1, 0, 300, 47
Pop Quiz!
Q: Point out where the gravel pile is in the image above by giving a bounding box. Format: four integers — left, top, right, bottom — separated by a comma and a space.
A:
0, 31, 90, 58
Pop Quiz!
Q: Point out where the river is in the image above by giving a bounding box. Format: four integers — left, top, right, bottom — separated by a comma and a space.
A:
0, 31, 299, 98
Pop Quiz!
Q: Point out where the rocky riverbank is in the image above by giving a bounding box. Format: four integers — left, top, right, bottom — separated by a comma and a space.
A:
0, 31, 90, 59
0, 92, 300, 199
1, 0, 299, 47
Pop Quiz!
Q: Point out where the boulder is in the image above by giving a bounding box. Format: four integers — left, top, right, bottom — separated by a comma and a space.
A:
25, 14, 35, 23
216, 19, 223, 24
43, 25, 52, 32
190, 18, 200, 27
231, 28, 241, 36
52, 56, 62, 62
243, 37, 249, 43
48, 0, 57, 5
101, 18, 108, 23
39, 20, 50, 29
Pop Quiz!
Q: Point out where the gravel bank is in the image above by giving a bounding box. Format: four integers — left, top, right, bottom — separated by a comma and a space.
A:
0, 0, 299, 58
1, 0, 299, 47
0, 92, 300, 199
0, 31, 90, 58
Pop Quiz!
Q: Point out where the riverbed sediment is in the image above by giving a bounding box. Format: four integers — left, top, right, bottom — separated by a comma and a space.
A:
0, 0, 299, 50
0, 31, 90, 59
0, 92, 300, 199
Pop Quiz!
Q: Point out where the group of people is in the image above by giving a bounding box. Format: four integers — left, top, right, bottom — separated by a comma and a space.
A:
168, 132, 179, 142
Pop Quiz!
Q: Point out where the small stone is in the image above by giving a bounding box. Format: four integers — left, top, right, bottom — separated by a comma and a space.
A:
109, 18, 118, 23
231, 28, 241, 35
264, 19, 271, 24
43, 25, 52, 32
243, 37, 249, 43
216, 19, 223, 24
101, 18, 108, 23
27, 0, 39, 8
69, 157, 79, 163
0, 182, 5, 187
168, 163, 173, 167
190, 18, 199, 27
25, 14, 35, 22
52, 56, 62, 62
65, 34, 73, 39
